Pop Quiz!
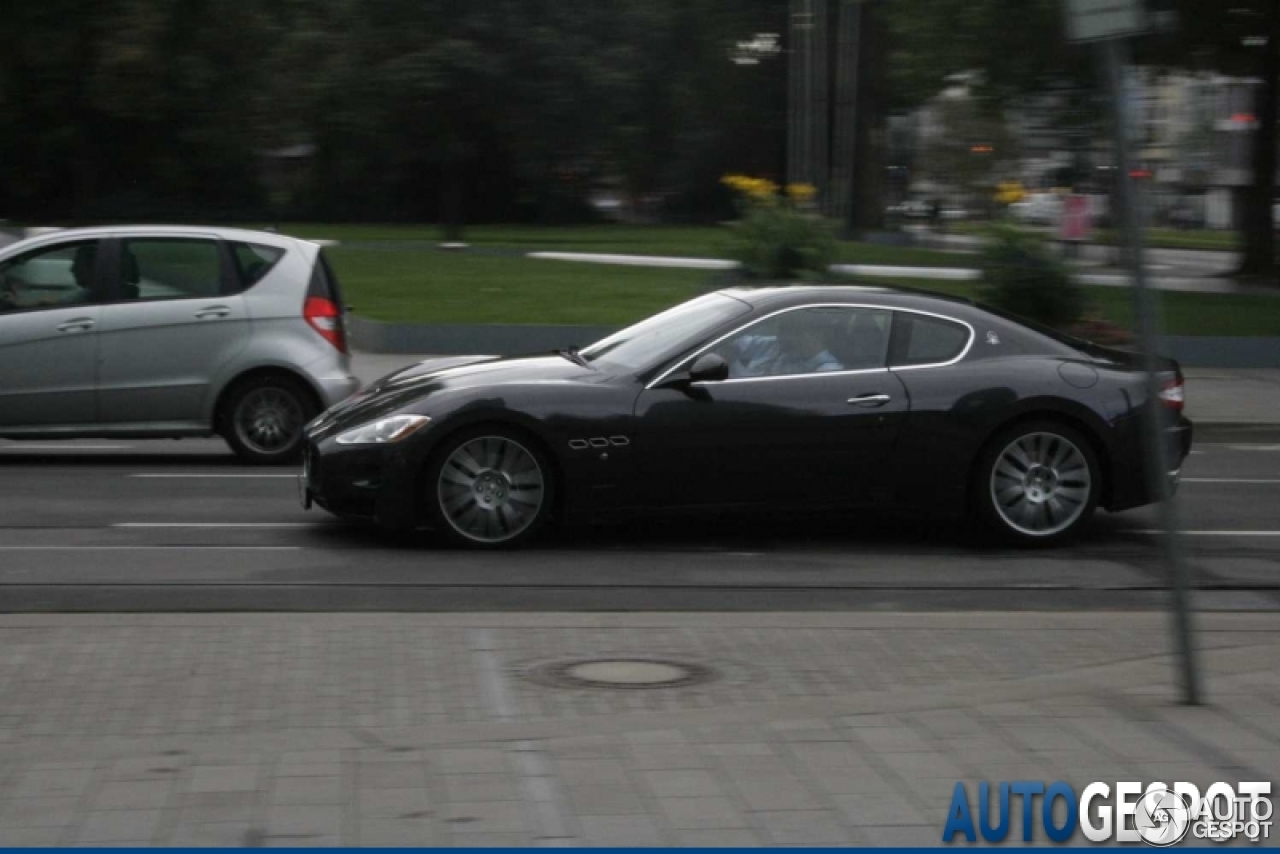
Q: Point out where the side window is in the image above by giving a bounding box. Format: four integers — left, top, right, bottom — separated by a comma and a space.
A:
0, 240, 104, 314
119, 238, 224, 301
712, 306, 891, 379
230, 242, 285, 287
890, 313, 972, 367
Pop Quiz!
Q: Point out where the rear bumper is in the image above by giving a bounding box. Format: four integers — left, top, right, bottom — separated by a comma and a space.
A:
1108, 415, 1192, 512
313, 372, 361, 408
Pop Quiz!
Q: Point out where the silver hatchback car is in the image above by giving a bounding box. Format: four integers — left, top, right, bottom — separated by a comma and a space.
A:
0, 226, 360, 463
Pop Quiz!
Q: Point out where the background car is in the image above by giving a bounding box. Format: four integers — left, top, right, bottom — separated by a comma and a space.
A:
300, 286, 1192, 548
0, 226, 359, 463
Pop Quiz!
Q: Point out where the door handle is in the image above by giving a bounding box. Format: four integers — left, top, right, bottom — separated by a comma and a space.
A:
195, 306, 231, 320
848, 393, 891, 407
56, 318, 95, 333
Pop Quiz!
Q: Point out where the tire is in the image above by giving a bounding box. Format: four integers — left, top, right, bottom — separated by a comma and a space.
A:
426, 426, 554, 549
220, 375, 317, 465
972, 420, 1101, 546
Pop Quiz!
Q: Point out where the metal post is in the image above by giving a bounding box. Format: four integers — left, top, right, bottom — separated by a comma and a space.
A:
831, 0, 863, 226
1099, 37, 1201, 705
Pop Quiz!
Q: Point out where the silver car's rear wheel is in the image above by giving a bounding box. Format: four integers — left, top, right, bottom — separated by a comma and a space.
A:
435, 433, 548, 546
234, 387, 305, 456
221, 376, 316, 465
976, 421, 1100, 545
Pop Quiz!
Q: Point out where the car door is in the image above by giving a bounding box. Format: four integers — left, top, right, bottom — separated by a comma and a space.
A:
0, 239, 108, 428
96, 235, 251, 425
632, 305, 909, 510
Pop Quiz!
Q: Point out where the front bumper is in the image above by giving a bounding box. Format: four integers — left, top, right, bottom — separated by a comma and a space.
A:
299, 436, 422, 529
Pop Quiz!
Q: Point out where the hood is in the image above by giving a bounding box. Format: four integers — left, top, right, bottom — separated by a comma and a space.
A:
306, 352, 602, 441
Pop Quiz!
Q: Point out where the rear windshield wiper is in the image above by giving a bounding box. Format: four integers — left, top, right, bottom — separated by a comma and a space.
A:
556, 346, 592, 368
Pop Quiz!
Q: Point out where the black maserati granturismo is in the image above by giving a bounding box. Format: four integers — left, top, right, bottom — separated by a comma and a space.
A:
299, 286, 1192, 547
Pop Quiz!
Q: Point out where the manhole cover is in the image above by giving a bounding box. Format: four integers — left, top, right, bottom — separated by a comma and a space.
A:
525, 658, 718, 690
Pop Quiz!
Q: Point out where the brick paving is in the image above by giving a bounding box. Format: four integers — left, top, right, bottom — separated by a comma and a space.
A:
0, 612, 1276, 846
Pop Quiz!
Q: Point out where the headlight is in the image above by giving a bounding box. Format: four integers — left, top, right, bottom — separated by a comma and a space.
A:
335, 414, 432, 445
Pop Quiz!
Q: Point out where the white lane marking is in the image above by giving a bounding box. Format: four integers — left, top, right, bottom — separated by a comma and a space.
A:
0, 444, 132, 450
1224, 444, 1280, 452
1183, 478, 1280, 484
0, 545, 301, 551
1137, 530, 1280, 537
1189, 450, 1206, 455
128, 474, 296, 479
112, 522, 318, 528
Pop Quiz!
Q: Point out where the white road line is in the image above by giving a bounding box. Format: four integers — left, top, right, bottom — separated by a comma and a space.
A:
0, 444, 132, 450
112, 522, 318, 529
1183, 478, 1280, 484
1224, 444, 1280, 452
1137, 530, 1280, 537
0, 545, 301, 551
128, 474, 296, 479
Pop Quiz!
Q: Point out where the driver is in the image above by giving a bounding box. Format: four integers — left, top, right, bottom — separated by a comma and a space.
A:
768, 313, 841, 375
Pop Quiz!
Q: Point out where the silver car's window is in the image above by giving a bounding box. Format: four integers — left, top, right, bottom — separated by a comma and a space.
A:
0, 241, 103, 314
711, 307, 892, 379
120, 238, 223, 301
230, 242, 285, 287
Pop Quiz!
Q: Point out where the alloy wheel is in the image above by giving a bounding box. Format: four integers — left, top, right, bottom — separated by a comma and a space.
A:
437, 436, 546, 544
234, 387, 304, 455
989, 431, 1092, 537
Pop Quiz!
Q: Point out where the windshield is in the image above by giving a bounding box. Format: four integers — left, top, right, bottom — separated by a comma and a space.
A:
581, 292, 751, 372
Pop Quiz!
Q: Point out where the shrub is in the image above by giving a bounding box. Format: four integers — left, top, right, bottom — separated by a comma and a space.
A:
975, 224, 1085, 328
722, 175, 835, 280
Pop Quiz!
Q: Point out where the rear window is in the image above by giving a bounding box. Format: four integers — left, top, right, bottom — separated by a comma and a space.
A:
891, 313, 971, 367
307, 250, 344, 306
230, 242, 285, 287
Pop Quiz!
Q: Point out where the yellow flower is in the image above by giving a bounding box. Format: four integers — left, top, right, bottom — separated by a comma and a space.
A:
786, 183, 816, 203
722, 174, 780, 201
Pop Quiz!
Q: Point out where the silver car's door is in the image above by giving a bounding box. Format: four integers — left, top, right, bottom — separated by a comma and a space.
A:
0, 239, 107, 428
96, 235, 251, 425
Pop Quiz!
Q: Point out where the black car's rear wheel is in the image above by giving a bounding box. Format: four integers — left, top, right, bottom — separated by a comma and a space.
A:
974, 421, 1100, 545
427, 427, 553, 548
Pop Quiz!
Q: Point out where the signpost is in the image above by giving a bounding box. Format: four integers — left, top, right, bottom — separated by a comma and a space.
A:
1065, 0, 1201, 705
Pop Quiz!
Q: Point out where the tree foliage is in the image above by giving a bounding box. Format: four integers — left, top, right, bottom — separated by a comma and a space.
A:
0, 0, 787, 224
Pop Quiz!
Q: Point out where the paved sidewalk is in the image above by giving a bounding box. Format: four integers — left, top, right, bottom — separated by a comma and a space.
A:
0, 612, 1277, 846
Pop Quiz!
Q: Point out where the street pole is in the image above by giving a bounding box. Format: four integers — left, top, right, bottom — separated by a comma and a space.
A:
1099, 37, 1201, 705
831, 0, 863, 227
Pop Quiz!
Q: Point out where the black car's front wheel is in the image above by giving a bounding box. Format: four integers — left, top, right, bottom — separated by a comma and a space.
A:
974, 421, 1100, 545
427, 427, 553, 548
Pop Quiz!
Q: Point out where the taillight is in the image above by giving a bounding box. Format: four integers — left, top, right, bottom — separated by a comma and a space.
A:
304, 296, 347, 353
1158, 373, 1184, 413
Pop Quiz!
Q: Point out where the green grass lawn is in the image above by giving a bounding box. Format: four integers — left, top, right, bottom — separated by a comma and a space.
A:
325, 241, 1280, 336
329, 246, 711, 325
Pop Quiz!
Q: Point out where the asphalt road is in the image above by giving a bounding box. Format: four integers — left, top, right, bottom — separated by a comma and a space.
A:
2, 431, 1279, 613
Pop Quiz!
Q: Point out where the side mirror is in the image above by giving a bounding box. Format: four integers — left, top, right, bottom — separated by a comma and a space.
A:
688, 353, 729, 383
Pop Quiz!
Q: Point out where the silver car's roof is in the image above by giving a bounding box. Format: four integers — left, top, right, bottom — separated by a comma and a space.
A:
0, 225, 314, 258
